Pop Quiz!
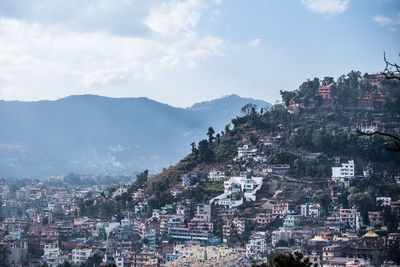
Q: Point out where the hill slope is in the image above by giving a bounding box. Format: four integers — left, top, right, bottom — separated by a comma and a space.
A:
0, 94, 270, 177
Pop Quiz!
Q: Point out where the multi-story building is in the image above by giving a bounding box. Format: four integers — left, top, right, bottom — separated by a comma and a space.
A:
271, 228, 292, 247
256, 212, 275, 225
72, 248, 93, 265
322, 244, 342, 261
339, 208, 362, 231
246, 232, 267, 259
283, 210, 300, 227
164, 244, 241, 267
301, 203, 321, 218
168, 227, 219, 243
376, 196, 391, 206
208, 171, 226, 181
42, 246, 68, 267
368, 211, 382, 226
237, 145, 258, 160
266, 164, 291, 175
212, 175, 263, 208
193, 203, 211, 223
182, 173, 201, 187
332, 160, 355, 180
223, 218, 245, 243
387, 233, 400, 252
272, 202, 289, 218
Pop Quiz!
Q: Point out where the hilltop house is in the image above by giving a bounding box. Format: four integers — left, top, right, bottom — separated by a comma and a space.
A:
211, 174, 263, 208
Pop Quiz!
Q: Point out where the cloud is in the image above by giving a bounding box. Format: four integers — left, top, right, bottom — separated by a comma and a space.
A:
0, 0, 225, 100
208, 9, 221, 22
373, 13, 400, 31
301, 0, 350, 17
248, 38, 262, 47
373, 15, 393, 26
0, 0, 155, 36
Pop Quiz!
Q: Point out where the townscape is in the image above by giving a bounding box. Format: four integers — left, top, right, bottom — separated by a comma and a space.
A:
0, 72, 399, 267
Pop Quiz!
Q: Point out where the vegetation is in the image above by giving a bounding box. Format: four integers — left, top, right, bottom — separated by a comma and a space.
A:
79, 71, 400, 220
256, 252, 317, 267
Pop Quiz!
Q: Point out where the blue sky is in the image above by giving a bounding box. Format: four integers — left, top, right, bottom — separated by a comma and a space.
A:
0, 0, 399, 107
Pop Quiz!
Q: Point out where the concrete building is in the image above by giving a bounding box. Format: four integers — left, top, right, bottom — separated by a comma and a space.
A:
332, 160, 355, 180
164, 244, 241, 267
223, 218, 245, 243
182, 173, 201, 187
368, 211, 382, 226
237, 145, 258, 160
246, 232, 267, 259
376, 196, 391, 206
256, 212, 275, 225
42, 246, 68, 267
272, 202, 289, 218
339, 208, 362, 231
72, 248, 93, 265
271, 228, 292, 247
283, 210, 300, 227
301, 203, 321, 218
212, 175, 263, 208
208, 171, 226, 181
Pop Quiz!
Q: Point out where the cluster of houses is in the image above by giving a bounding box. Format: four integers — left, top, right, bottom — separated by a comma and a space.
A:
1, 135, 400, 267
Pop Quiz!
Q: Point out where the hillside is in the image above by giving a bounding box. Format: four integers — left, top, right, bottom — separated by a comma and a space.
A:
147, 72, 400, 205
77, 71, 400, 241
0, 94, 271, 177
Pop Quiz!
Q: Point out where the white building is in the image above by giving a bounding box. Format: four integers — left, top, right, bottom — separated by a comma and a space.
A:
121, 218, 132, 227
339, 208, 362, 231
223, 218, 245, 242
237, 145, 258, 159
272, 228, 292, 247
332, 160, 355, 180
211, 175, 263, 208
72, 248, 93, 265
376, 197, 391, 206
283, 211, 300, 227
208, 171, 226, 181
113, 185, 128, 198
194, 203, 211, 222
43, 246, 68, 267
246, 232, 267, 258
114, 252, 125, 267
301, 203, 321, 218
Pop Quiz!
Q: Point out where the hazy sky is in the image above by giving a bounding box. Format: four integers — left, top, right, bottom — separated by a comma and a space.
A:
0, 0, 399, 107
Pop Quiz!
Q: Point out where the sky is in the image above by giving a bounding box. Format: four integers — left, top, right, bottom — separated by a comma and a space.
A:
0, 0, 399, 107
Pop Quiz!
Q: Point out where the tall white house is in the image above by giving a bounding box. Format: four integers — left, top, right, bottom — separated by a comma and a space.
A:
211, 175, 263, 208
72, 248, 93, 265
332, 160, 355, 180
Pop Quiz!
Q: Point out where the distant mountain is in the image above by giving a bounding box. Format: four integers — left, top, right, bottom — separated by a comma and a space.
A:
0, 94, 270, 177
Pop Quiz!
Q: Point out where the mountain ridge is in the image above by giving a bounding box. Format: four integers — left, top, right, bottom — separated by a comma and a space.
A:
0, 94, 271, 178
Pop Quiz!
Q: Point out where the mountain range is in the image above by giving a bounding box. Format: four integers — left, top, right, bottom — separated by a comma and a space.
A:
0, 94, 270, 177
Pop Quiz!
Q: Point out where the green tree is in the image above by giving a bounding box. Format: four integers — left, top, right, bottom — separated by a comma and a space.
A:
348, 192, 374, 223
58, 260, 72, 267
216, 133, 221, 144
241, 103, 257, 116
207, 127, 215, 144
191, 142, 199, 159
198, 139, 214, 162
256, 251, 316, 267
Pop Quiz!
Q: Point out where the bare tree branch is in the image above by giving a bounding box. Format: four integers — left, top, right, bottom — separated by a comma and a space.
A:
383, 52, 400, 81
356, 129, 400, 152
